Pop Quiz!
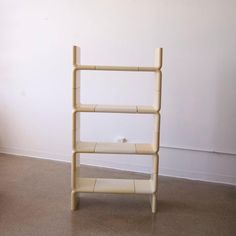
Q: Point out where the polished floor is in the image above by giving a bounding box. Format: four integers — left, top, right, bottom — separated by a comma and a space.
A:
0, 153, 236, 236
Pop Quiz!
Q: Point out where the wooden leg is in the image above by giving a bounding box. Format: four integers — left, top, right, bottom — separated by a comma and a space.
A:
151, 193, 157, 213
71, 190, 78, 211
150, 153, 159, 213
71, 152, 77, 189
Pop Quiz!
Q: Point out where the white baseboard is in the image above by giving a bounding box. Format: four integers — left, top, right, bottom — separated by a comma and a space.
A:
0, 146, 236, 185
0, 146, 70, 164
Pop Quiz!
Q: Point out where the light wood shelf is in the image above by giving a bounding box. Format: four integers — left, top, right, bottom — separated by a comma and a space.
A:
75, 177, 154, 194
71, 45, 163, 213
74, 104, 158, 114
74, 65, 160, 71
76, 142, 157, 154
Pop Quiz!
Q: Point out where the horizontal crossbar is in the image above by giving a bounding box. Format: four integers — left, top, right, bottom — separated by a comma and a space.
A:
74, 65, 160, 72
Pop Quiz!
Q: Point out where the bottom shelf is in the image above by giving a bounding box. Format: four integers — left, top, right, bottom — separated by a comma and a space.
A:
75, 177, 154, 194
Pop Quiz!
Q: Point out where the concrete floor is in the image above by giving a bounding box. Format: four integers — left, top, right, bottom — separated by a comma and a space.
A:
0, 153, 236, 236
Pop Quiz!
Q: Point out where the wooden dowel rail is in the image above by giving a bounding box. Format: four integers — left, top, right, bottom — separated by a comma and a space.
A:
74, 65, 160, 72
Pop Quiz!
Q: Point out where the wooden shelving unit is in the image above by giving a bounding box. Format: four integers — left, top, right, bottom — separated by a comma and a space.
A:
71, 46, 163, 213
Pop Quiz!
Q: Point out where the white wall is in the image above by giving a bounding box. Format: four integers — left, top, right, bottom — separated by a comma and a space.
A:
1, 0, 236, 185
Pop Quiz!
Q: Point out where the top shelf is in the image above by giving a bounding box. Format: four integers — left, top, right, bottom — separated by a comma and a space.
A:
74, 104, 158, 114
74, 65, 160, 72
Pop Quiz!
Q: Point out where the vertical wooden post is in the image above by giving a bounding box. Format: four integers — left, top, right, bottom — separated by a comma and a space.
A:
154, 48, 163, 69
71, 152, 77, 210
151, 48, 163, 213
152, 114, 160, 152
72, 111, 76, 150
154, 71, 162, 111
72, 46, 80, 107
71, 46, 81, 210
71, 152, 77, 189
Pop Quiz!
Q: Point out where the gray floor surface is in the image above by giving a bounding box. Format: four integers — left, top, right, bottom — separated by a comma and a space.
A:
0, 153, 236, 236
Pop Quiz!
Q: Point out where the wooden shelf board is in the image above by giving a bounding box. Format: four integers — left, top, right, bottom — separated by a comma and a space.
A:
137, 106, 157, 113
76, 142, 96, 153
95, 142, 136, 154
135, 144, 156, 154
74, 65, 159, 72
134, 179, 153, 194
75, 142, 156, 154
95, 178, 134, 193
75, 178, 153, 194
75, 104, 95, 112
95, 105, 137, 113
76, 177, 96, 192
74, 104, 157, 114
